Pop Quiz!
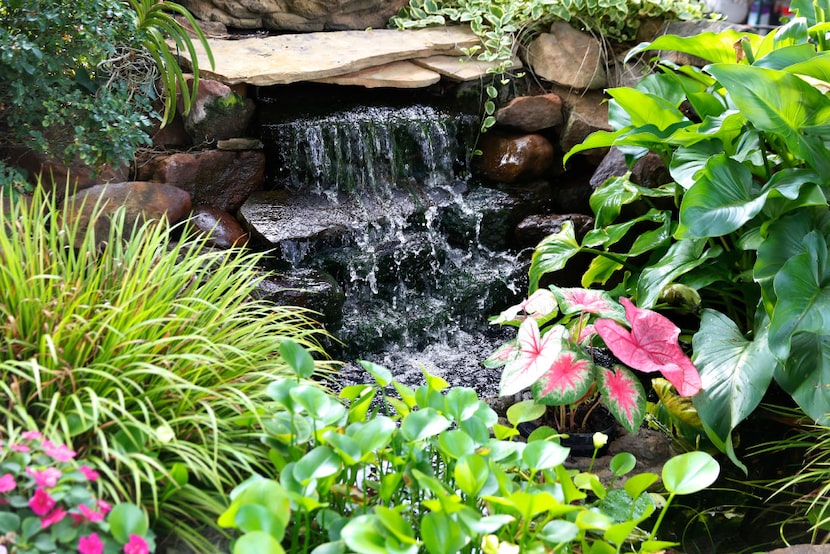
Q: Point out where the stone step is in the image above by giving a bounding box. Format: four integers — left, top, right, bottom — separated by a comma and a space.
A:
177, 25, 480, 87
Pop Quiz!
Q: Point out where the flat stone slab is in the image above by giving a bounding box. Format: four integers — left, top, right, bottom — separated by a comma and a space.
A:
311, 60, 441, 88
178, 26, 480, 86
413, 55, 522, 82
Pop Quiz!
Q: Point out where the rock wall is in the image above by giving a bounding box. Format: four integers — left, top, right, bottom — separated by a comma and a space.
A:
178, 0, 407, 31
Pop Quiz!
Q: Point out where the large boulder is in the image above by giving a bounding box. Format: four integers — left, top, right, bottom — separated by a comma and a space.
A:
474, 133, 555, 184
178, 0, 407, 32
526, 22, 607, 90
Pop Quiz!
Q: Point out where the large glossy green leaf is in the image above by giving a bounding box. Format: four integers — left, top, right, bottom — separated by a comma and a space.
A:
691, 309, 778, 441
628, 31, 764, 64
670, 141, 726, 189
775, 332, 830, 424
400, 408, 451, 441
755, 210, 818, 309
528, 221, 581, 291
781, 51, 830, 80
421, 512, 468, 554
676, 155, 765, 239
233, 531, 286, 554
636, 239, 722, 308
753, 43, 816, 70
662, 451, 720, 495
294, 446, 342, 485
707, 64, 830, 175
607, 87, 687, 128
769, 231, 830, 361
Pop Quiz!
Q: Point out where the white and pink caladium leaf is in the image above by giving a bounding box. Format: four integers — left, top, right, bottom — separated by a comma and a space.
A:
596, 364, 647, 434
498, 319, 567, 396
483, 340, 516, 369
594, 297, 702, 396
491, 289, 558, 325
550, 286, 627, 322
531, 342, 595, 406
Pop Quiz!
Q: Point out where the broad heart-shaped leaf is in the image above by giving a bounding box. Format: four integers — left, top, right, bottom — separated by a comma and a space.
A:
691, 309, 778, 442
628, 30, 765, 64
595, 298, 701, 397
596, 365, 646, 434
549, 285, 626, 321
590, 174, 653, 228
755, 210, 821, 310
676, 155, 766, 239
499, 321, 567, 396
636, 239, 722, 309
670, 140, 726, 190
531, 344, 595, 406
529, 221, 580, 292
769, 231, 830, 362
706, 63, 830, 175
279, 339, 316, 378
662, 451, 720, 495
782, 51, 830, 81
775, 332, 830, 424
606, 87, 688, 129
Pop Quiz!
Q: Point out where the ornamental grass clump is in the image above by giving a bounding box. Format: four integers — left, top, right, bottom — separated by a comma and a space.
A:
0, 187, 333, 548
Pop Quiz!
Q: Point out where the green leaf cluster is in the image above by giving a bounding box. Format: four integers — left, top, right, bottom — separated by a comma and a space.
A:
0, 186, 332, 550
220, 341, 720, 553
544, 3, 830, 470
0, 0, 212, 175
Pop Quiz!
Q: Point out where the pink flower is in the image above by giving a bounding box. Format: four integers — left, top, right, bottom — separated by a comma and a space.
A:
79, 533, 104, 554
21, 431, 43, 441
124, 534, 150, 554
27, 467, 62, 487
41, 440, 75, 462
10, 444, 30, 453
0, 474, 16, 493
29, 487, 56, 516
78, 503, 104, 523
79, 465, 99, 482
97, 499, 113, 515
40, 507, 67, 529
595, 298, 701, 396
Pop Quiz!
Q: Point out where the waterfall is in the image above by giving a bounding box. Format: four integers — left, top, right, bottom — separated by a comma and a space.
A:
255, 99, 531, 391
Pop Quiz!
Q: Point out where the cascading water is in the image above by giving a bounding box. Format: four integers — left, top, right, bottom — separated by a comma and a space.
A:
254, 93, 534, 394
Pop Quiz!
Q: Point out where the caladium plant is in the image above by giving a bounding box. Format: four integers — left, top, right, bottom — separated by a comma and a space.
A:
486, 286, 701, 435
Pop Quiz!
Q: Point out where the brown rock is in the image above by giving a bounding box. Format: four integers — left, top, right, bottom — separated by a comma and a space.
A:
475, 133, 555, 184
150, 111, 190, 148
557, 89, 611, 164
495, 93, 563, 132
178, 0, 407, 32
180, 78, 256, 143
64, 181, 191, 246
190, 205, 249, 248
2, 147, 128, 200
590, 148, 671, 189
526, 23, 607, 90
140, 150, 264, 212
514, 213, 594, 248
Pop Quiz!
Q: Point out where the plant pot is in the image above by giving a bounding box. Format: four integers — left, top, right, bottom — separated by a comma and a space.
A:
518, 405, 617, 457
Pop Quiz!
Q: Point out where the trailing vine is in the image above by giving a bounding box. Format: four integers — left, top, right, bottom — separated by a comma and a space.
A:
390, 0, 706, 130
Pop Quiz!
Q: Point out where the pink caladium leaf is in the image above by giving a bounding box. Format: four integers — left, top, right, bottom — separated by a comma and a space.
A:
531, 344, 595, 406
483, 341, 516, 369
498, 319, 566, 396
594, 298, 702, 396
550, 286, 627, 321
596, 364, 647, 434
491, 289, 558, 325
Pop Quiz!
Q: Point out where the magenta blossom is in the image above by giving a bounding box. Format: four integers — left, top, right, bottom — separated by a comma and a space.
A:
27, 467, 62, 488
124, 534, 150, 554
79, 533, 104, 554
29, 487, 56, 516
41, 440, 76, 462
21, 431, 43, 441
0, 474, 16, 493
595, 298, 701, 396
79, 465, 99, 482
78, 503, 104, 523
40, 507, 67, 529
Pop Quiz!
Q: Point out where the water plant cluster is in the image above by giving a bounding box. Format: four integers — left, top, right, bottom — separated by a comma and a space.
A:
1, 0, 830, 552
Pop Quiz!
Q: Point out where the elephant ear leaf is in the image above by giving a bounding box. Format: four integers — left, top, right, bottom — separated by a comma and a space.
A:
706, 64, 830, 175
